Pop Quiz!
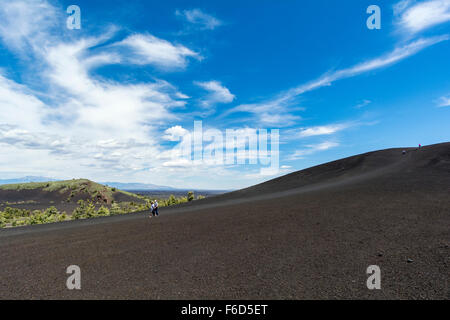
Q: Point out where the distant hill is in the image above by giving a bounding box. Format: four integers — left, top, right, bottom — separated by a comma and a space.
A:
0, 179, 144, 209
0, 177, 177, 192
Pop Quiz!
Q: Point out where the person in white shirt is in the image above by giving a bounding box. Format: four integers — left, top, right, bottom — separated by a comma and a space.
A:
149, 201, 155, 218
153, 200, 159, 216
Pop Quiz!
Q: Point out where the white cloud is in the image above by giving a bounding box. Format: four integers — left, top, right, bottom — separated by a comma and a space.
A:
43, 38, 186, 140
243, 165, 291, 179
395, 0, 450, 35
0, 0, 60, 52
195, 80, 235, 108
117, 34, 201, 69
162, 158, 193, 168
163, 125, 189, 141
0, 74, 47, 130
176, 8, 222, 30
287, 141, 339, 160
325, 36, 448, 79
0, 1, 198, 184
394, 0, 415, 15
227, 100, 303, 127
297, 123, 351, 138
437, 95, 450, 107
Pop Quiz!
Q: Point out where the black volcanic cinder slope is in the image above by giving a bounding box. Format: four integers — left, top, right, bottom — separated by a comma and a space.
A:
162, 142, 450, 211
223, 142, 449, 197
0, 143, 449, 299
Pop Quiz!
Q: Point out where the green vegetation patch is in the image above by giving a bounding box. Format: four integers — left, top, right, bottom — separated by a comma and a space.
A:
0, 179, 141, 203
0, 191, 207, 229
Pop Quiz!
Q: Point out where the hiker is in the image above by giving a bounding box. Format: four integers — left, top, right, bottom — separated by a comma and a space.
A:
149, 201, 155, 218
419, 144, 421, 149
153, 200, 159, 216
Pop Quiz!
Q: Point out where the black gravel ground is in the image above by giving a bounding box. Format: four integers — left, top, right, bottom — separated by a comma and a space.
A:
0, 143, 448, 299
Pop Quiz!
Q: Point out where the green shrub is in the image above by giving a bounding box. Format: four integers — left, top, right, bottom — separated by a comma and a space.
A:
180, 196, 188, 203
2, 207, 30, 219
110, 203, 121, 215
72, 201, 85, 220
85, 201, 97, 218
29, 211, 44, 224
12, 220, 26, 227
0, 213, 5, 228
44, 206, 59, 216
97, 206, 110, 216
168, 194, 177, 205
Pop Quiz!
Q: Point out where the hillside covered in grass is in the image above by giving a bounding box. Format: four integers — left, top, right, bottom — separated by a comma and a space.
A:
0, 179, 146, 228
0, 179, 143, 207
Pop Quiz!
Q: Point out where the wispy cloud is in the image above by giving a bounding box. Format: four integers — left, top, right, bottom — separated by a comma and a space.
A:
0, 73, 47, 130
287, 141, 339, 161
354, 99, 372, 109
176, 8, 222, 30
225, 36, 448, 126
0, 0, 60, 52
116, 34, 201, 69
243, 165, 292, 179
44, 38, 187, 137
195, 80, 235, 109
394, 0, 450, 35
436, 95, 450, 107
297, 123, 352, 138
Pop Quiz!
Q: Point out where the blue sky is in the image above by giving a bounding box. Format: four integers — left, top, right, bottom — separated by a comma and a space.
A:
0, 0, 449, 189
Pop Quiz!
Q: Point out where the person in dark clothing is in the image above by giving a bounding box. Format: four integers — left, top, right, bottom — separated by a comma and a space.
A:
153, 200, 159, 216
149, 201, 155, 218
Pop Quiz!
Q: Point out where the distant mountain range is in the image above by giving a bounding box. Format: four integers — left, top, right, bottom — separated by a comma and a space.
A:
101, 182, 178, 191
0, 176, 57, 185
0, 177, 177, 191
